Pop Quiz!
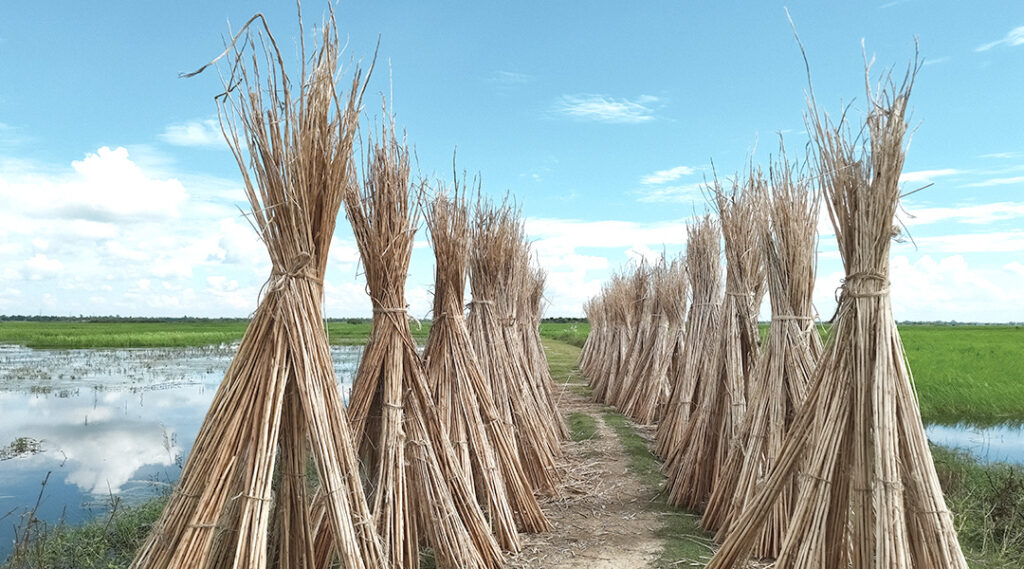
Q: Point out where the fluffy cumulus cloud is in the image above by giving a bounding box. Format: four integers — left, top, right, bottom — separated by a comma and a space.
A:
525, 216, 689, 316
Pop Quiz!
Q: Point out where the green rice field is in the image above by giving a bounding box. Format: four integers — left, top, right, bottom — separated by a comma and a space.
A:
538, 322, 1024, 426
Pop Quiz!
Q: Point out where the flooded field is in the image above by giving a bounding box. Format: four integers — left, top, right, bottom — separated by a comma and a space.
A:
0, 344, 363, 557
926, 422, 1024, 466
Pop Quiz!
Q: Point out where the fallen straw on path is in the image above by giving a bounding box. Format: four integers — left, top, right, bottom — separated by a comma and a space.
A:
131, 16, 385, 569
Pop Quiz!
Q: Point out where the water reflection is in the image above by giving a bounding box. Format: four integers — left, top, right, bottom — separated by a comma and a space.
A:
0, 344, 362, 557
926, 423, 1024, 466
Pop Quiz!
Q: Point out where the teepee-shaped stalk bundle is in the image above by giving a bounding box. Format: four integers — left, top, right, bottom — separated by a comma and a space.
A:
467, 201, 561, 496
604, 265, 651, 408
707, 59, 968, 569
587, 274, 630, 403
422, 188, 550, 551
665, 180, 766, 511
343, 130, 502, 569
132, 19, 386, 569
619, 255, 688, 425
520, 266, 570, 441
656, 217, 722, 459
703, 147, 823, 550
578, 296, 606, 384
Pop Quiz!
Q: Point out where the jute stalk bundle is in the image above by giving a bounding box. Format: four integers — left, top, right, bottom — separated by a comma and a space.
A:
578, 296, 606, 382
422, 187, 550, 549
703, 145, 822, 551
656, 217, 722, 460
665, 178, 766, 511
343, 129, 502, 569
707, 57, 968, 569
467, 200, 560, 496
587, 274, 629, 403
620, 254, 688, 425
520, 266, 570, 441
599, 266, 648, 406
613, 260, 659, 413
132, 16, 385, 569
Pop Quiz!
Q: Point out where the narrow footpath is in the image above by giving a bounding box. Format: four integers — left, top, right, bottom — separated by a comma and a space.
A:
509, 339, 713, 569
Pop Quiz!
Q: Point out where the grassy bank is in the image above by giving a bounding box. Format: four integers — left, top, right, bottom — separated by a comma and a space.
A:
0, 319, 431, 349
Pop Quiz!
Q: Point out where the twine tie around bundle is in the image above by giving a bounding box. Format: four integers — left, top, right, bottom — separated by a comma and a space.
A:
268, 251, 323, 291
840, 271, 890, 298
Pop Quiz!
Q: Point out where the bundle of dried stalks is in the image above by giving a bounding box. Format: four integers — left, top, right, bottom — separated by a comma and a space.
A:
132, 16, 385, 569
587, 274, 630, 403
656, 217, 722, 459
707, 57, 968, 569
520, 265, 570, 441
703, 146, 822, 550
578, 296, 606, 382
612, 260, 658, 412
467, 200, 560, 496
665, 178, 766, 511
423, 186, 550, 550
620, 255, 688, 425
343, 129, 502, 569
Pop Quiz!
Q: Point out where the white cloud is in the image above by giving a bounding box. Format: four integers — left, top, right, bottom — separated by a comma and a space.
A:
899, 168, 960, 184
976, 26, 1024, 52
637, 182, 707, 203
0, 146, 188, 223
526, 216, 690, 315
23, 254, 63, 279
901, 202, 1024, 226
159, 118, 225, 147
901, 231, 1024, 254
641, 165, 696, 185
554, 94, 660, 123
963, 175, 1024, 188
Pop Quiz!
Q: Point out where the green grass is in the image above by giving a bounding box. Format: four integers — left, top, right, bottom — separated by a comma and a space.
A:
568, 412, 599, 441
932, 445, 1024, 568
4, 495, 168, 569
601, 409, 714, 567
539, 322, 589, 348
0, 319, 432, 349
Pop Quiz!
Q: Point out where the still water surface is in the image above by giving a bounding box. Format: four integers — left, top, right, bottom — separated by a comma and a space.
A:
0, 344, 362, 558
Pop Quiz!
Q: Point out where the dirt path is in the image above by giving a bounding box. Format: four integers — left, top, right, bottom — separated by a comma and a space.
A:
508, 381, 664, 568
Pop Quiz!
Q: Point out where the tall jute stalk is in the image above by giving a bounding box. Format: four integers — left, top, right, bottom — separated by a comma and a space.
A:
707, 58, 968, 569
132, 17, 385, 569
521, 266, 570, 441
422, 188, 550, 550
343, 129, 502, 569
605, 265, 651, 407
665, 179, 766, 511
467, 200, 560, 495
578, 296, 606, 382
656, 217, 722, 460
588, 274, 629, 403
703, 146, 822, 552
614, 259, 658, 413
620, 255, 688, 425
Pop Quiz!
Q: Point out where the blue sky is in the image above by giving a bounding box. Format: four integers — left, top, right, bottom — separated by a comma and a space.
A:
0, 1, 1022, 321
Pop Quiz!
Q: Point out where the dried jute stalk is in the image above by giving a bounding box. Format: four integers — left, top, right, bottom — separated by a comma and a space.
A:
707, 54, 968, 569
340, 128, 502, 569
132, 15, 384, 569
423, 186, 550, 551
656, 217, 722, 460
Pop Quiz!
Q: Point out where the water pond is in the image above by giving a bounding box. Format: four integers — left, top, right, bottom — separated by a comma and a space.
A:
0, 344, 362, 558
925, 422, 1024, 466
